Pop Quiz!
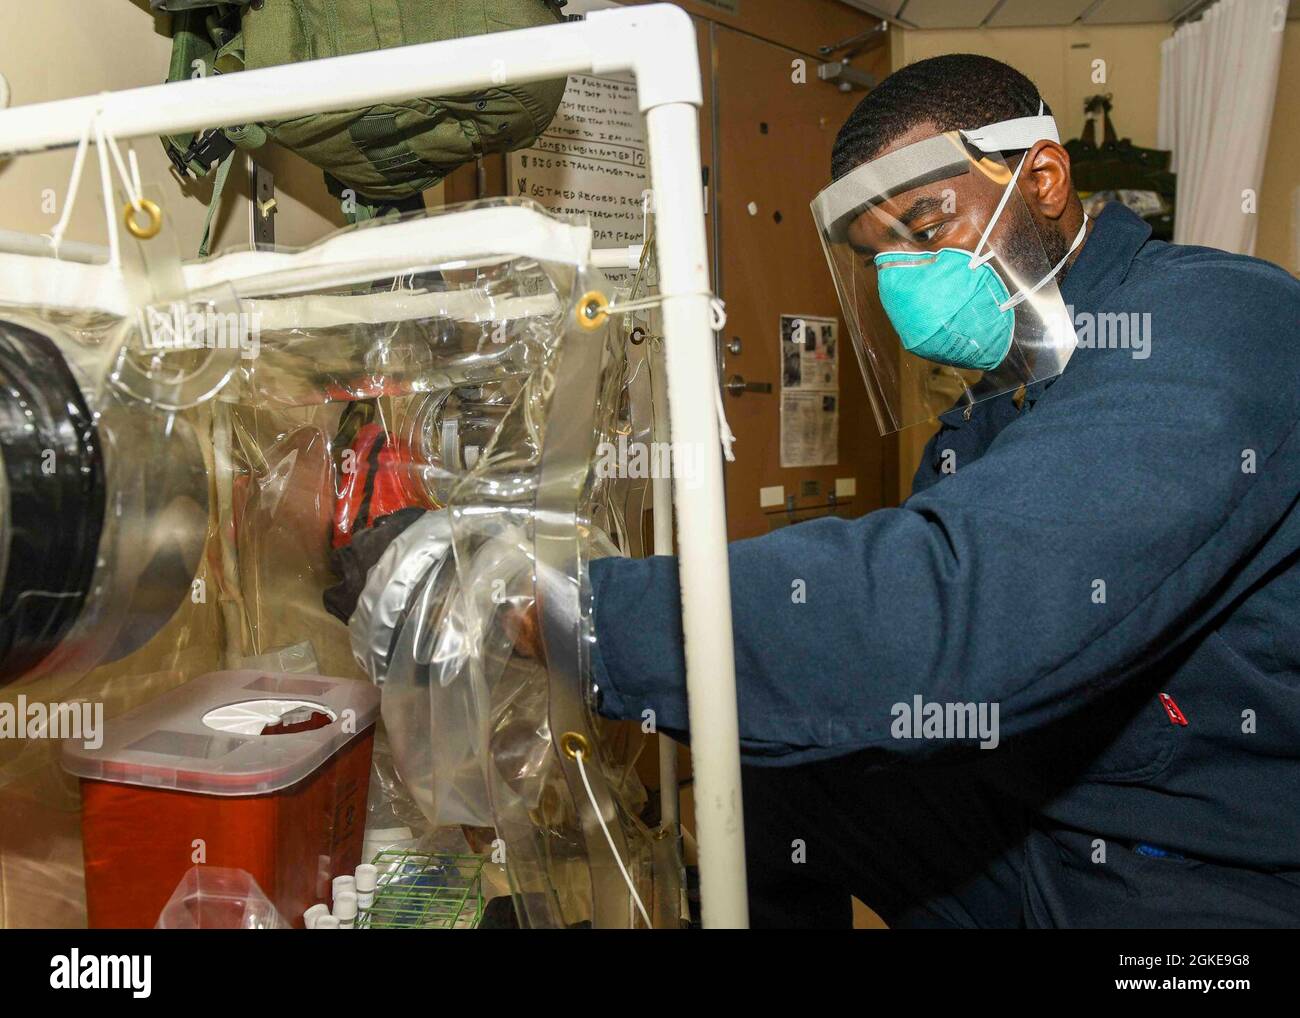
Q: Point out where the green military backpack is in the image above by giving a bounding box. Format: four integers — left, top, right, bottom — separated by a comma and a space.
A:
151, 0, 570, 250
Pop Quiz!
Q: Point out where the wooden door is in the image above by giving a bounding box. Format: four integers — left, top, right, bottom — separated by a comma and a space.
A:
711, 25, 897, 539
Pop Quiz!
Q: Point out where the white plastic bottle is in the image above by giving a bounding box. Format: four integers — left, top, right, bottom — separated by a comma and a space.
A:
354, 864, 378, 910
333, 890, 358, 930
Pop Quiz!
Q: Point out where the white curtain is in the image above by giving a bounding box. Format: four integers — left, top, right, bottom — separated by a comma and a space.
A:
1158, 0, 1290, 255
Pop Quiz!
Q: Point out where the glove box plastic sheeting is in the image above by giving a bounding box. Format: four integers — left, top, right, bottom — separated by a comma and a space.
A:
0, 199, 672, 927
65, 670, 379, 929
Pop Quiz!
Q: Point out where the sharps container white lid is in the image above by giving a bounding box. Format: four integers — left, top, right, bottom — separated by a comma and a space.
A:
62, 670, 381, 796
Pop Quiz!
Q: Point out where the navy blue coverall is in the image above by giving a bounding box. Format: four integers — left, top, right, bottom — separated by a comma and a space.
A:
588, 203, 1300, 927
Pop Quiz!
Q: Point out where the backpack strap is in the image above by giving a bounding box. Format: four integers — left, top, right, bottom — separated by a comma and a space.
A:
161, 6, 260, 255
196, 147, 237, 257
160, 6, 253, 177
162, 10, 231, 177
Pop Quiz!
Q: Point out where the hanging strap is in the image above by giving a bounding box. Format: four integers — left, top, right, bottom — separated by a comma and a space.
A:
970, 150, 1031, 269
1101, 97, 1118, 146
198, 149, 236, 258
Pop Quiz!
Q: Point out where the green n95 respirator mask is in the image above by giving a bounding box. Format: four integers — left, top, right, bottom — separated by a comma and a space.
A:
811, 107, 1080, 434
873, 247, 1016, 371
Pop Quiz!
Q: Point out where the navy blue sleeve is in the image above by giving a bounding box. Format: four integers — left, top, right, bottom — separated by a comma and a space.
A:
591, 262, 1300, 765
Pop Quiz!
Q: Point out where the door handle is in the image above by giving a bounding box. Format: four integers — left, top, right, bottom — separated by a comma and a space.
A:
725, 374, 773, 397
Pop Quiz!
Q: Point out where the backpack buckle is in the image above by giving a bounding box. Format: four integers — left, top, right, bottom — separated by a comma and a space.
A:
167, 128, 236, 182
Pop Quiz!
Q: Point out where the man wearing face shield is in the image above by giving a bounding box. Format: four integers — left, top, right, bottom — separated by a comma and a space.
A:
583, 54, 1300, 927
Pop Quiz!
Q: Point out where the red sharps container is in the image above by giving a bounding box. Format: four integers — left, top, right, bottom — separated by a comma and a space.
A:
64, 670, 380, 928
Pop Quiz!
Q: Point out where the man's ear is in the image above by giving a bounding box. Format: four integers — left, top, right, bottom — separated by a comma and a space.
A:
1021, 140, 1073, 221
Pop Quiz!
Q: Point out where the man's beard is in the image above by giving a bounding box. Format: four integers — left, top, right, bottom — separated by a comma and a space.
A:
983, 199, 1074, 383
1000, 197, 1071, 286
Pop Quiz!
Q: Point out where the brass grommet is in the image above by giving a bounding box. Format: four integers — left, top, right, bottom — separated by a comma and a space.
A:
575, 290, 608, 331
123, 198, 163, 240
559, 730, 592, 760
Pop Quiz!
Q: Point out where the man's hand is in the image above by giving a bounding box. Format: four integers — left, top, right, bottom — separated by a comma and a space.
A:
503, 599, 545, 661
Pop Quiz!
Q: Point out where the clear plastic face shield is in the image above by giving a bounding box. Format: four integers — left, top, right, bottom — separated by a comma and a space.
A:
811, 110, 1084, 434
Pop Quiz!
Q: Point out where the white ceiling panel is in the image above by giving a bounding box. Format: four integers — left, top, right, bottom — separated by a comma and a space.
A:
895, 0, 1001, 29
846, 0, 1298, 29
988, 0, 1096, 27
1082, 0, 1194, 24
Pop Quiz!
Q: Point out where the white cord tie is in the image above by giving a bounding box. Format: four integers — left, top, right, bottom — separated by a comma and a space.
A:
45, 99, 146, 268
604, 291, 726, 329
602, 291, 734, 461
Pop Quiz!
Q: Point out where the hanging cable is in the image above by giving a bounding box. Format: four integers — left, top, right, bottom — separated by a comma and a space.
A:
93, 117, 122, 269
573, 748, 653, 929
603, 292, 735, 462
45, 114, 96, 258
713, 376, 737, 462
101, 122, 145, 213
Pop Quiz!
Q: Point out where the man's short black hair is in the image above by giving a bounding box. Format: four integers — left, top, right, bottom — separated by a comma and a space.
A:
831, 53, 1050, 180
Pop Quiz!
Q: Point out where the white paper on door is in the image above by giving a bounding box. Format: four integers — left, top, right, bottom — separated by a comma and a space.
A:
779, 314, 838, 468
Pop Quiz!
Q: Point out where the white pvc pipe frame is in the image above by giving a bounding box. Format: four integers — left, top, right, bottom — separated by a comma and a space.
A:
0, 2, 748, 928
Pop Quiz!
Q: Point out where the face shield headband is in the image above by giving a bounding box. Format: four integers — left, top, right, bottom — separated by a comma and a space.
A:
813, 107, 1063, 244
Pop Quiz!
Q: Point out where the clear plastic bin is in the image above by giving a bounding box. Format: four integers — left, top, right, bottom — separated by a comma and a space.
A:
155, 866, 289, 929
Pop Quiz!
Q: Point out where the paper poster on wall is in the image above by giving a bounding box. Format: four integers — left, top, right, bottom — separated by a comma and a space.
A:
507, 72, 647, 247
779, 314, 839, 468
506, 0, 648, 278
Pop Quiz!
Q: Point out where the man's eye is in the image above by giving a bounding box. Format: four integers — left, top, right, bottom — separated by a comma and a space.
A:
914, 222, 945, 243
